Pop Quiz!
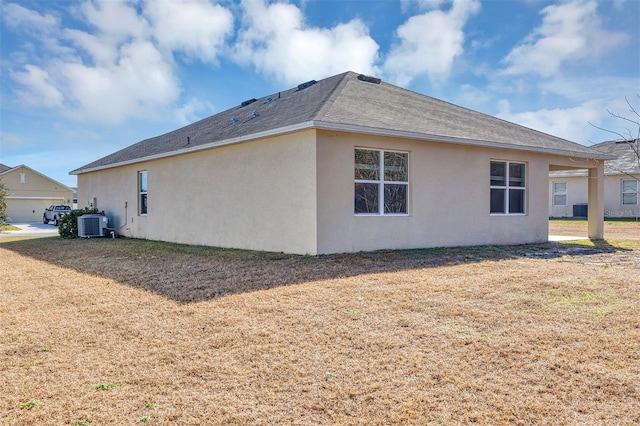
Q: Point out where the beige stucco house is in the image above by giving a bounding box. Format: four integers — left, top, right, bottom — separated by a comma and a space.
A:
1, 164, 74, 222
71, 72, 609, 255
549, 139, 639, 219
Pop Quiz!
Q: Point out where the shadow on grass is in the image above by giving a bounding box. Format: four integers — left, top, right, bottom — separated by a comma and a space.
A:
0, 236, 633, 304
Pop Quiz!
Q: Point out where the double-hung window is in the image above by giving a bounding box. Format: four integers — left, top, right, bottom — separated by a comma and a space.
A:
490, 161, 526, 214
354, 148, 408, 215
139, 171, 148, 215
553, 182, 567, 206
622, 179, 638, 205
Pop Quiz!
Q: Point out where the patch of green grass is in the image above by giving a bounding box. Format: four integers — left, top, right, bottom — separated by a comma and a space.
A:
70, 418, 91, 426
0, 224, 21, 231
138, 415, 151, 423
20, 399, 40, 410
550, 291, 622, 317
95, 382, 115, 391
38, 346, 51, 352
145, 401, 158, 409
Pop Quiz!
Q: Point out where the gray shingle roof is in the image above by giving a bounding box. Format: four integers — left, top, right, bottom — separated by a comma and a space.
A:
591, 139, 640, 175
550, 139, 640, 177
71, 71, 608, 174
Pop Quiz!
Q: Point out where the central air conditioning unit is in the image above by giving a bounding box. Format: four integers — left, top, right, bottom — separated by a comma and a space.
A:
78, 214, 108, 238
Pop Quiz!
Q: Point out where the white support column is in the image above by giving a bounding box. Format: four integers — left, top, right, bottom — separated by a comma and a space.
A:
587, 164, 604, 239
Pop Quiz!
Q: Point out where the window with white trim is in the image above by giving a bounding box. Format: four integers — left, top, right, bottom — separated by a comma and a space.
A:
139, 171, 148, 215
622, 179, 638, 205
553, 182, 567, 206
354, 148, 408, 215
20, 172, 25, 183
490, 161, 526, 214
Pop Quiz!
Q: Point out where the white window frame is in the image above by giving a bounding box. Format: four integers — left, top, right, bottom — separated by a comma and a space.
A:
354, 148, 409, 216
553, 182, 567, 206
622, 179, 638, 206
19, 172, 26, 184
139, 171, 148, 215
490, 161, 526, 215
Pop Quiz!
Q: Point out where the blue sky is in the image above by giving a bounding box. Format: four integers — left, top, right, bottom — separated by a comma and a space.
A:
1, 0, 638, 188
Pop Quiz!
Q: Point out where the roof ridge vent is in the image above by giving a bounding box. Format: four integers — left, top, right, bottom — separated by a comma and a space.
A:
615, 139, 636, 144
297, 80, 317, 91
241, 98, 257, 108
357, 74, 381, 84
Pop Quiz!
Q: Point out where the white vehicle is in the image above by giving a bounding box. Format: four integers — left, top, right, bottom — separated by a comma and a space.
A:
43, 204, 71, 226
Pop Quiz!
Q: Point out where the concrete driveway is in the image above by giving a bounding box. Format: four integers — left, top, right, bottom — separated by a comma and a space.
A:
0, 222, 60, 237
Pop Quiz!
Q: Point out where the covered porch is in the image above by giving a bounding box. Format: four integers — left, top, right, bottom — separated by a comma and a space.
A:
548, 159, 605, 240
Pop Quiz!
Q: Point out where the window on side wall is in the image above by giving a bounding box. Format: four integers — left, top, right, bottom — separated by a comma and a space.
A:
139, 171, 148, 215
490, 161, 526, 215
622, 179, 638, 205
354, 148, 408, 215
553, 182, 567, 206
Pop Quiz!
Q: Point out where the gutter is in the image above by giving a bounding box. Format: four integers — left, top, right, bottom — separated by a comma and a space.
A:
70, 121, 613, 175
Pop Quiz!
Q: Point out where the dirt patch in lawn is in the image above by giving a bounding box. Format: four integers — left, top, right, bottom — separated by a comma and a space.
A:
1, 235, 639, 425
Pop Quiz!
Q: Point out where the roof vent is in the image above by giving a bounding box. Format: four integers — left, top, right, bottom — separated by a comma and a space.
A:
251, 110, 259, 118
615, 139, 636, 144
357, 74, 381, 84
241, 98, 257, 108
231, 116, 238, 123
265, 96, 272, 102
297, 80, 317, 91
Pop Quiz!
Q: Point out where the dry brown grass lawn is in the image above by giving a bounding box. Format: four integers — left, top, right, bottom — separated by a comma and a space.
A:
1, 223, 639, 425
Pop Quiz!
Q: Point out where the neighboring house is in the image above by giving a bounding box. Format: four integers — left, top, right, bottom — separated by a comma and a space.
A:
0, 164, 74, 222
71, 71, 609, 255
549, 139, 640, 219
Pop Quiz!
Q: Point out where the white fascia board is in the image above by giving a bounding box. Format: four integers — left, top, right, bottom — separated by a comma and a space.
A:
70, 121, 317, 175
70, 120, 613, 175
313, 121, 614, 161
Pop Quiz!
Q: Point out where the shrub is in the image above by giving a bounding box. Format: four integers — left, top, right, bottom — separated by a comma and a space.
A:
58, 207, 105, 238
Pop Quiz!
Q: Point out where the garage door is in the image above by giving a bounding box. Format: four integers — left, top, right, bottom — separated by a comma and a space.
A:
6, 198, 65, 222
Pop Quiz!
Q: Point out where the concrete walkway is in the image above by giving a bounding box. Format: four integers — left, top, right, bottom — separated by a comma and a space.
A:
548, 235, 589, 242
0, 222, 59, 237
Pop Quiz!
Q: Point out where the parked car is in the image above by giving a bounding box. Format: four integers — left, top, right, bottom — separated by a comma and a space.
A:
43, 204, 71, 226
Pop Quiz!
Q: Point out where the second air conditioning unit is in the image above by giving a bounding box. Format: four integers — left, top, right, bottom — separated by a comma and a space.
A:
78, 214, 108, 238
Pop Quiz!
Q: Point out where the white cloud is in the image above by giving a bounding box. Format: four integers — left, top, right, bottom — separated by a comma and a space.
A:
144, 0, 234, 62
3, 0, 235, 126
233, 0, 380, 85
502, 0, 629, 76
174, 98, 216, 125
1, 2, 59, 33
383, 0, 480, 86
11, 65, 64, 108
497, 99, 605, 143
61, 40, 180, 125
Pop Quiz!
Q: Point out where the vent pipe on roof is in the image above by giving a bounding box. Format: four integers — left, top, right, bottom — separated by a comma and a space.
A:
252, 110, 259, 118
231, 116, 238, 123
297, 80, 317, 90
241, 98, 257, 108
357, 74, 381, 84
187, 136, 190, 145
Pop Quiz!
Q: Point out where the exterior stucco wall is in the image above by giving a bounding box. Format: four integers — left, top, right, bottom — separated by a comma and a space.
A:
549, 173, 640, 219
2, 166, 73, 222
77, 130, 318, 254
549, 175, 588, 218
604, 174, 640, 218
316, 131, 552, 254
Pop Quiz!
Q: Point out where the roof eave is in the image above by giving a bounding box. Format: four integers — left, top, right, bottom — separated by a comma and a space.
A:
70, 121, 317, 175
313, 121, 614, 160
70, 120, 613, 175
